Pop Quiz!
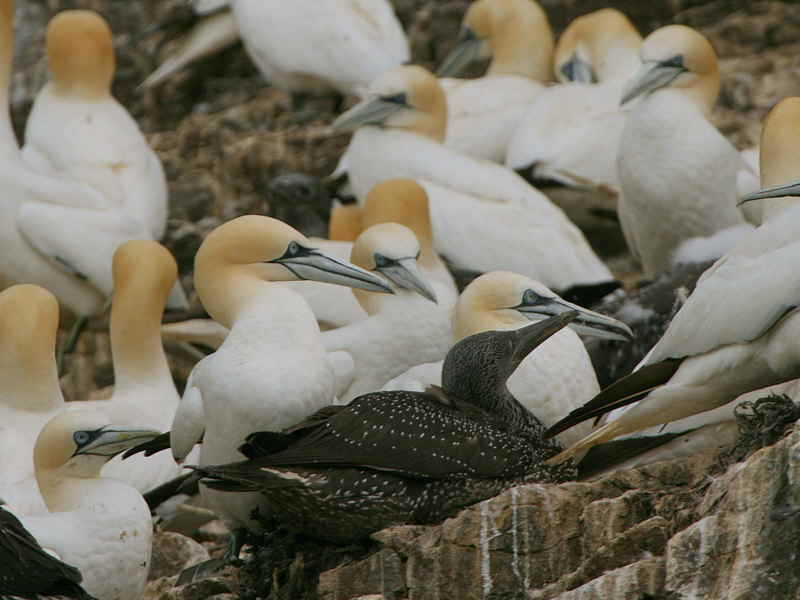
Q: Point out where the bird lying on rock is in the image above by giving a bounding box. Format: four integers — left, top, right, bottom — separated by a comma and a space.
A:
190, 313, 578, 543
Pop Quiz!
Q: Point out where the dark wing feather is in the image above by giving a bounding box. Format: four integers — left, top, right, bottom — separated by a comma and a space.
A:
142, 472, 198, 510
0, 507, 96, 600
576, 430, 692, 479
210, 390, 544, 481
122, 432, 174, 459
546, 358, 683, 438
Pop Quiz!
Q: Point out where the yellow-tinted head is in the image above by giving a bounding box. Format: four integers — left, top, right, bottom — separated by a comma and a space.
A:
759, 97, 800, 188
113, 240, 178, 305
362, 179, 433, 252
554, 9, 641, 83
0, 284, 59, 375
47, 10, 114, 99
332, 65, 447, 142
328, 203, 363, 242
622, 25, 718, 110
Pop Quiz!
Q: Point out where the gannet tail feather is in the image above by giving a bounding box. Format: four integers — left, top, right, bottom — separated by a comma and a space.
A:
545, 358, 683, 438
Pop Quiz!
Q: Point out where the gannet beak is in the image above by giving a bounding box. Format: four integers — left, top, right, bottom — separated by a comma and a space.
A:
437, 27, 482, 77
738, 180, 800, 205
74, 427, 162, 459
331, 95, 407, 132
271, 245, 393, 294
514, 295, 633, 342
510, 311, 579, 368
560, 54, 595, 84
376, 256, 437, 303
620, 58, 685, 106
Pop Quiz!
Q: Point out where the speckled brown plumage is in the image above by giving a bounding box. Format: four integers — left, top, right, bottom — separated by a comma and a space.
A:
194, 313, 578, 542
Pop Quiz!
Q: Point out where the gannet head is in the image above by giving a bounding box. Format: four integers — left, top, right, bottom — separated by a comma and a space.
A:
0, 285, 60, 403
442, 311, 578, 406
332, 65, 447, 142
328, 202, 363, 242
437, 0, 553, 80
47, 10, 114, 100
554, 8, 641, 83
739, 97, 800, 208
362, 179, 435, 263
454, 271, 633, 342
351, 223, 437, 303
113, 240, 178, 313
34, 409, 161, 480
620, 25, 718, 111
195, 215, 393, 324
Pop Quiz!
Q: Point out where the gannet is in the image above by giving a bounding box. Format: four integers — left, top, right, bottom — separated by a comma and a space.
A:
435, 0, 553, 162
23, 10, 169, 240
86, 241, 185, 493
382, 271, 633, 446
0, 505, 94, 600
321, 221, 452, 401
332, 65, 613, 291
546, 97, 800, 463
231, 0, 408, 98
507, 8, 642, 190
0, 285, 62, 516
0, 1, 185, 365
170, 216, 392, 531
614, 24, 752, 277
5, 409, 159, 600
192, 314, 578, 542
328, 201, 362, 242
141, 3, 238, 89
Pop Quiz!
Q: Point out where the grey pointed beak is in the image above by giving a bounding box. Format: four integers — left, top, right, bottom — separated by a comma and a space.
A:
378, 257, 437, 303
75, 427, 162, 459
516, 297, 633, 342
437, 28, 482, 77
560, 54, 595, 84
510, 311, 579, 369
273, 248, 393, 294
620, 60, 684, 106
738, 180, 800, 205
331, 97, 406, 132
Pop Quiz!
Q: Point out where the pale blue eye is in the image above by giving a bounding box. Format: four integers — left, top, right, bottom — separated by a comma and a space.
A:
73, 431, 90, 446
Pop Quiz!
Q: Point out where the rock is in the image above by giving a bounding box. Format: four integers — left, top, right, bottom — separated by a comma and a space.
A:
148, 532, 211, 581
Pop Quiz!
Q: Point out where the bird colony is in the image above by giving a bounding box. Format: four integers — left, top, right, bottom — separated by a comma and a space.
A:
0, 1, 796, 599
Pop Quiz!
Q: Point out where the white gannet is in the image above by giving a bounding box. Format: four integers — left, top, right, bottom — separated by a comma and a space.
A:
614, 25, 751, 277
161, 178, 458, 342
5, 409, 159, 600
507, 8, 642, 190
332, 65, 613, 291
0, 0, 185, 358
435, 0, 553, 162
382, 271, 633, 446
141, 4, 239, 89
321, 221, 451, 401
0, 285, 62, 515
170, 216, 392, 529
86, 241, 185, 493
546, 97, 800, 463
23, 10, 168, 240
231, 0, 408, 98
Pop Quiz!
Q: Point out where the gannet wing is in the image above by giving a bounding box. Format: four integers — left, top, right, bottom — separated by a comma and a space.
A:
16, 204, 148, 297
0, 506, 92, 599
326, 350, 355, 401
171, 384, 206, 462
647, 217, 800, 364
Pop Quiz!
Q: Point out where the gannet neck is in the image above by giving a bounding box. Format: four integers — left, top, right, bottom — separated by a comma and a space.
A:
480, 0, 554, 81
47, 10, 114, 100
195, 260, 266, 329
329, 203, 363, 241
0, 285, 62, 412
405, 67, 447, 141
0, 0, 18, 157
362, 178, 438, 269
110, 241, 176, 393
